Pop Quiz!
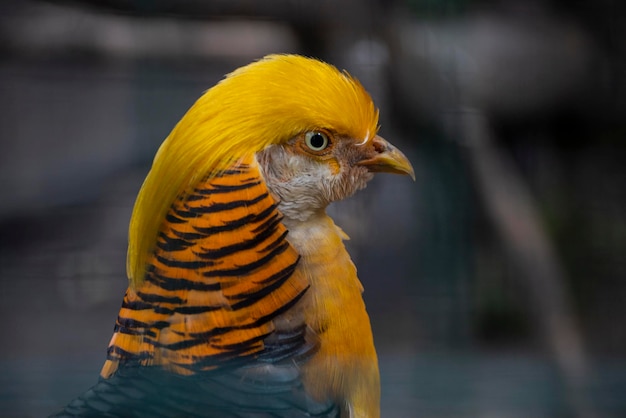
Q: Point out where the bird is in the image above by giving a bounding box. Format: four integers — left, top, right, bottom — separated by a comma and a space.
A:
52, 54, 414, 418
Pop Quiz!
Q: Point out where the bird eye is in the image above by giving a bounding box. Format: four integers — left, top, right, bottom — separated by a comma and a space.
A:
304, 131, 329, 152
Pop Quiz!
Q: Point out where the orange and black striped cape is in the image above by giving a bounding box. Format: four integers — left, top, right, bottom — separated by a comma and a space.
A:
52, 156, 338, 417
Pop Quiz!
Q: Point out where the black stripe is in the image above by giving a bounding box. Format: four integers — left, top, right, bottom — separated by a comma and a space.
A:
188, 192, 269, 214
193, 180, 262, 195
215, 164, 250, 176
186, 321, 269, 342
216, 168, 244, 176
184, 193, 207, 202
228, 254, 298, 310
155, 254, 215, 270
201, 241, 290, 279
239, 176, 259, 183
212, 332, 270, 350
113, 323, 157, 338
251, 212, 282, 235
188, 324, 240, 340
213, 179, 261, 188
117, 316, 171, 331
251, 254, 300, 285
192, 213, 258, 235
118, 298, 217, 325
165, 213, 186, 224
156, 232, 193, 252
172, 207, 201, 219
192, 202, 277, 235
146, 271, 222, 292
153, 338, 207, 351
117, 316, 150, 329
176, 305, 219, 314
121, 299, 153, 311
107, 345, 152, 360
252, 284, 309, 329
257, 229, 290, 254
137, 291, 185, 305
152, 320, 171, 329
170, 229, 206, 241
251, 284, 309, 327
193, 219, 279, 260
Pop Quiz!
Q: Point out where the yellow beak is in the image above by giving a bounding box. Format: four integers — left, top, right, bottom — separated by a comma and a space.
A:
357, 136, 415, 180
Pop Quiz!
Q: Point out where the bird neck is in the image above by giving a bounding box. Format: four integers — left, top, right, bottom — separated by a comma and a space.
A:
282, 210, 365, 334
282, 210, 351, 267
283, 210, 380, 416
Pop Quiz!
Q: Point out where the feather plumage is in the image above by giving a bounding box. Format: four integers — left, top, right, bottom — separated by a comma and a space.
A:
53, 54, 414, 418
103, 156, 309, 378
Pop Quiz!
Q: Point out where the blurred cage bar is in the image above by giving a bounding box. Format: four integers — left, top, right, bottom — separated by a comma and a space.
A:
1, 0, 626, 417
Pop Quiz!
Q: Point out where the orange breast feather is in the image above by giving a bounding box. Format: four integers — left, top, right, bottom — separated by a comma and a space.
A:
101, 155, 309, 378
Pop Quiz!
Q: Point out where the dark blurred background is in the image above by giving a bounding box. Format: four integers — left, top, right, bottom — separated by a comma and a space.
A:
1, 0, 625, 417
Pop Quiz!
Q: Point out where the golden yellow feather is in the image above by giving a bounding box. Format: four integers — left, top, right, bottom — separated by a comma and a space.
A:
127, 54, 379, 287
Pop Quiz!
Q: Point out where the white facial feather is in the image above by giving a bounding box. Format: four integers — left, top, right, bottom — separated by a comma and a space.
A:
256, 142, 373, 223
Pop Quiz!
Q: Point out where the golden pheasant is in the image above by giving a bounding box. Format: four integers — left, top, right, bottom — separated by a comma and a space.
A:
52, 54, 414, 418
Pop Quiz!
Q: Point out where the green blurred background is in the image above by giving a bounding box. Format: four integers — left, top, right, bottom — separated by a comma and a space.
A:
1, 0, 625, 417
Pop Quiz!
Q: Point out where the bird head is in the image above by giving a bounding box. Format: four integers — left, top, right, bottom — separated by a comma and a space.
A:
127, 54, 414, 286
256, 130, 414, 223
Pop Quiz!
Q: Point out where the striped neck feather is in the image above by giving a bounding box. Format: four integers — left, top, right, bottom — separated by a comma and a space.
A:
127, 54, 378, 287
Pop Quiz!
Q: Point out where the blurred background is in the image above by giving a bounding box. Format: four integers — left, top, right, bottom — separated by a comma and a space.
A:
1, 0, 625, 417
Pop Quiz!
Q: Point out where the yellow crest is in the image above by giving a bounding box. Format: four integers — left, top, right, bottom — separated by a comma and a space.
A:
127, 54, 379, 286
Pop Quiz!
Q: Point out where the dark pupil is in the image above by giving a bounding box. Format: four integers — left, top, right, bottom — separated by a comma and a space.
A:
310, 133, 325, 148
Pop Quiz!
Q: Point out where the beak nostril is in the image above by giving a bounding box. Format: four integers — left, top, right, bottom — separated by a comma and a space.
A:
372, 139, 386, 154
